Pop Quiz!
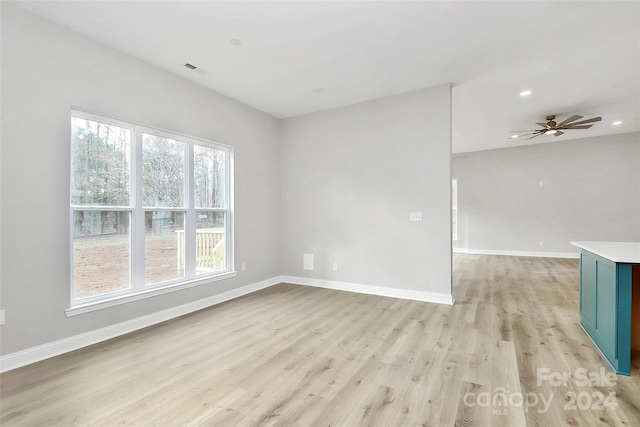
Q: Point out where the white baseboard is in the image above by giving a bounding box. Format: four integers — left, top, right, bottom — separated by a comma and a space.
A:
279, 275, 454, 306
454, 247, 579, 259
1, 275, 455, 372
0, 276, 280, 373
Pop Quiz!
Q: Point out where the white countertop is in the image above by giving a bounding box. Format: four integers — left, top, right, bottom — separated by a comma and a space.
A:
571, 241, 640, 264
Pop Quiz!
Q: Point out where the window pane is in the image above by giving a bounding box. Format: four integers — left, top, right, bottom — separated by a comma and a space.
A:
73, 210, 130, 299
71, 117, 130, 206
145, 211, 185, 285
143, 134, 185, 207
195, 211, 226, 274
194, 145, 226, 208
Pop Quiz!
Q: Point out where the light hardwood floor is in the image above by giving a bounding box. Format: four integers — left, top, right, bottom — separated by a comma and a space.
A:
2, 254, 640, 426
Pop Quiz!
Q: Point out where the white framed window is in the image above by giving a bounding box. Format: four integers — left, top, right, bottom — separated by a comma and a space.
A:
70, 110, 233, 311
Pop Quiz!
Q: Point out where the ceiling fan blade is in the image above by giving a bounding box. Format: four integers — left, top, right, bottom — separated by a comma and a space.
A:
556, 115, 583, 127
554, 131, 565, 137
560, 124, 593, 130
565, 117, 602, 126
526, 133, 543, 140
510, 130, 539, 133
536, 122, 548, 128
510, 133, 538, 138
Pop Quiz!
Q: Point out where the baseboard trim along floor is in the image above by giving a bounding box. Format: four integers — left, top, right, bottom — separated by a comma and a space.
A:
0, 276, 280, 372
1, 275, 453, 372
454, 248, 579, 259
281, 275, 454, 306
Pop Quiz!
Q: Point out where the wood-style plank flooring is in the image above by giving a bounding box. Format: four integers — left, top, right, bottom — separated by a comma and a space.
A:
2, 254, 640, 426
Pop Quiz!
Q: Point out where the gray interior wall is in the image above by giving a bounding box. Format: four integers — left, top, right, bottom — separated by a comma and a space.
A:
452, 132, 640, 254
1, 4, 281, 355
280, 85, 452, 295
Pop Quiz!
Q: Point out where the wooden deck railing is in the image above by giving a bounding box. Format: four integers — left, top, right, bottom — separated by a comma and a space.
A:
175, 228, 225, 272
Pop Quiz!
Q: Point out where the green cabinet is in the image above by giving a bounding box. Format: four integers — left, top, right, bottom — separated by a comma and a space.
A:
579, 250, 633, 376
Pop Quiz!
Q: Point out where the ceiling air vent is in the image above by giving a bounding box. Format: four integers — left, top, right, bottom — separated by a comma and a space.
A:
183, 63, 197, 70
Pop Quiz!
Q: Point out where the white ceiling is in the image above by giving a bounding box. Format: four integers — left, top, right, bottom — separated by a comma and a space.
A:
10, 1, 640, 153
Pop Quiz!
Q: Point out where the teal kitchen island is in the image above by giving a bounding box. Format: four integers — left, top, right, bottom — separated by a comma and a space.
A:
571, 241, 640, 376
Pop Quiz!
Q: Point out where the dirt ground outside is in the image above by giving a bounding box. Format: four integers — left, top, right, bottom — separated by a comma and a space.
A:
73, 234, 184, 299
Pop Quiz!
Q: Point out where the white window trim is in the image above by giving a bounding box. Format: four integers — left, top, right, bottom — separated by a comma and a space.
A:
69, 109, 234, 314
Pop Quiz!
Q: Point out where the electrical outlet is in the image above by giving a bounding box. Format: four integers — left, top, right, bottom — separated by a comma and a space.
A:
539, 241, 544, 247
333, 263, 338, 272
241, 262, 246, 271
409, 212, 423, 221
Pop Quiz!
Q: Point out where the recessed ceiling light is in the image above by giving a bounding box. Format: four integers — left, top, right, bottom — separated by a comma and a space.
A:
520, 90, 532, 97
612, 121, 622, 125
229, 39, 242, 46
312, 88, 324, 94
545, 129, 557, 135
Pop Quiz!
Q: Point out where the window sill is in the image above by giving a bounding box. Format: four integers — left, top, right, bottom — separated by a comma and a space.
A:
66, 271, 237, 317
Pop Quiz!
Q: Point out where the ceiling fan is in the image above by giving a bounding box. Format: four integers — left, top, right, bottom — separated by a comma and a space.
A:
511, 114, 602, 140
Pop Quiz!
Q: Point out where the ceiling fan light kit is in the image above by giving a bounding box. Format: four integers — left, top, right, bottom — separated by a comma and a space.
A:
511, 114, 602, 140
